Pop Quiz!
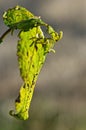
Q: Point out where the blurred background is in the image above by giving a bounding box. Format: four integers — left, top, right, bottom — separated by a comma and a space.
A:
0, 0, 86, 130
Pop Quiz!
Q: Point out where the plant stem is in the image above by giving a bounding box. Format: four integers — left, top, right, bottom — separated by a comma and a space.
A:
0, 28, 11, 43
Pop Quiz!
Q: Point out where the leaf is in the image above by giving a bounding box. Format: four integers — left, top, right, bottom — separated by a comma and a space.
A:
3, 5, 46, 31
3, 5, 63, 120
10, 26, 45, 120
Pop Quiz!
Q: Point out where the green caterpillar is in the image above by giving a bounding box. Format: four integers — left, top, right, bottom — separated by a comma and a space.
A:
2, 6, 63, 120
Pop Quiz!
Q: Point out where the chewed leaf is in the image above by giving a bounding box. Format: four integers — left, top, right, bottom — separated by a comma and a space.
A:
3, 6, 34, 26
3, 6, 46, 31
10, 83, 34, 120
8, 18, 46, 31
3, 5, 63, 120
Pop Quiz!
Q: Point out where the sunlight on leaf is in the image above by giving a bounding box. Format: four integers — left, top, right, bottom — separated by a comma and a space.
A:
3, 5, 63, 120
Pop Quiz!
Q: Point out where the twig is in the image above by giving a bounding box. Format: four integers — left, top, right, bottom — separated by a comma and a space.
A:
0, 28, 11, 43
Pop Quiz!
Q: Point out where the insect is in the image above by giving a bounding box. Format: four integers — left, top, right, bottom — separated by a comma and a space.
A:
2, 6, 63, 120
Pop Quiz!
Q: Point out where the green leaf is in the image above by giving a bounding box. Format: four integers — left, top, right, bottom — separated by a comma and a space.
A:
3, 5, 46, 31
3, 5, 63, 120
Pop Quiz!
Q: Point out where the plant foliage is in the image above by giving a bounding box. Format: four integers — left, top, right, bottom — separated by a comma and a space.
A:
0, 6, 63, 120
